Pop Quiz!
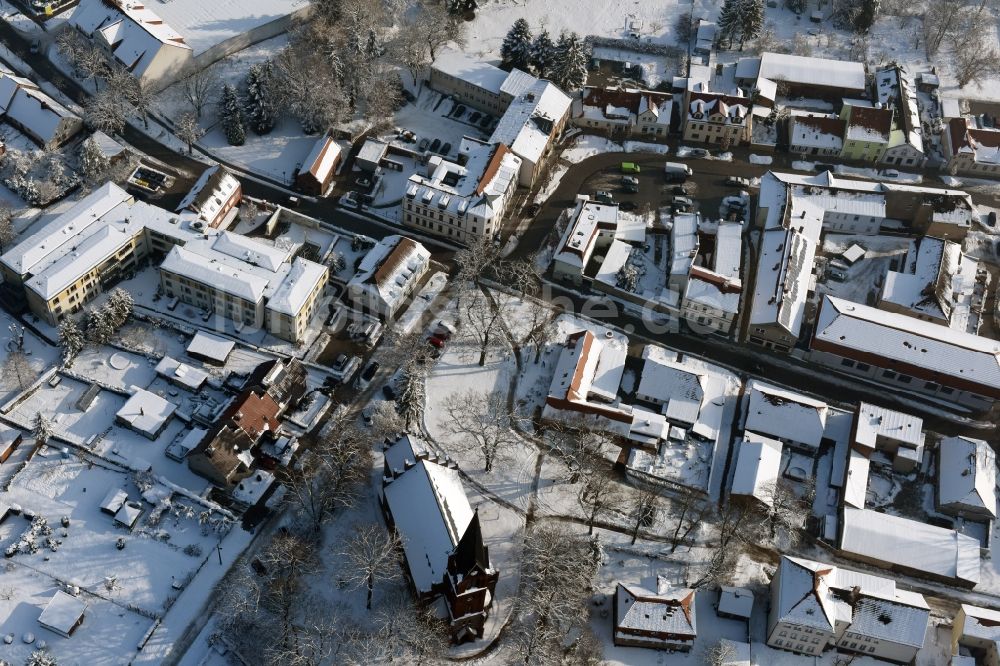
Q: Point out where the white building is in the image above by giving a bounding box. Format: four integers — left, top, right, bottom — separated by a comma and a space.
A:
37, 591, 87, 638
115, 388, 177, 440
403, 139, 520, 243
938, 436, 996, 520
788, 115, 845, 157
488, 80, 572, 187
953, 605, 1000, 666
346, 235, 430, 319
767, 555, 929, 663
839, 507, 981, 588
573, 87, 673, 138
736, 52, 868, 98
852, 402, 925, 473
551, 197, 641, 285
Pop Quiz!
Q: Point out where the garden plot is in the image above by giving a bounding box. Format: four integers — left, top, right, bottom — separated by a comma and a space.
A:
0, 562, 153, 666
70, 347, 158, 391
3, 450, 224, 617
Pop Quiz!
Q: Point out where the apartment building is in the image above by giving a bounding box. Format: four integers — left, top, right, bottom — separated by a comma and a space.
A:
682, 91, 750, 146
874, 66, 926, 168
347, 234, 430, 319
942, 117, 1000, 177
402, 139, 521, 243
429, 51, 537, 115
488, 80, 572, 187
572, 87, 673, 139
159, 232, 328, 343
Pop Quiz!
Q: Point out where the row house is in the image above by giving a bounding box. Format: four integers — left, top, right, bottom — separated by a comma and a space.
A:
682, 91, 750, 147
572, 87, 673, 139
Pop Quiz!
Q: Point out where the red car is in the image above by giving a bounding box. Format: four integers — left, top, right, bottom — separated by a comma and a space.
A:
427, 336, 446, 349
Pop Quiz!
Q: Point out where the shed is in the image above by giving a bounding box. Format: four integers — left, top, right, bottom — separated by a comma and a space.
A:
114, 501, 143, 529
115, 389, 176, 440
918, 72, 940, 91
75, 383, 101, 412
155, 356, 209, 391
0, 424, 23, 463
356, 139, 388, 172
186, 331, 235, 365
38, 591, 87, 638
233, 470, 275, 507
718, 586, 754, 620
99, 488, 128, 515
841, 243, 866, 266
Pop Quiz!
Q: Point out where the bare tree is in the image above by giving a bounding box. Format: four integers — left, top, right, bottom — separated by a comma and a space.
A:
757, 478, 814, 545
629, 486, 662, 545
668, 486, 712, 553
513, 525, 599, 665
175, 112, 204, 154
368, 399, 407, 443
3, 350, 35, 392
282, 424, 371, 534
396, 359, 426, 430
84, 89, 129, 135
338, 624, 393, 666
374, 591, 450, 662
179, 66, 220, 119
463, 288, 510, 366
443, 389, 521, 472
114, 70, 157, 130
412, 0, 465, 62
579, 462, 625, 534
256, 533, 321, 656
952, 22, 1000, 88
340, 523, 402, 610
923, 0, 964, 56
704, 638, 739, 666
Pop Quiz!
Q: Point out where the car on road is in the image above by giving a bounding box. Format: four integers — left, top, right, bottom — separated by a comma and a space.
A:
725, 176, 751, 188
620, 162, 641, 174
663, 162, 692, 182
882, 169, 900, 178
441, 142, 452, 155
594, 190, 614, 204
621, 176, 639, 193
689, 148, 710, 159
356, 360, 380, 390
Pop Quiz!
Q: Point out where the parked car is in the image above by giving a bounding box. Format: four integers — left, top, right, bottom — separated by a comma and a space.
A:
418, 138, 430, 151
356, 360, 380, 390
429, 138, 441, 153
663, 162, 692, 182
441, 142, 452, 155
672, 196, 694, 212
621, 176, 639, 193
382, 383, 398, 400
726, 176, 751, 187
469, 111, 481, 123
594, 190, 614, 204
882, 169, 900, 178
671, 185, 689, 195
620, 162, 641, 174
689, 148, 710, 159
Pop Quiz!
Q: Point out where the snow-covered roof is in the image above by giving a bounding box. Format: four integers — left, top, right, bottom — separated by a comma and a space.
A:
790, 115, 845, 150
637, 345, 706, 426
958, 604, 1000, 642
155, 356, 209, 391
26, 224, 132, 301
347, 235, 429, 314
813, 295, 1000, 396
845, 105, 892, 143
554, 198, 621, 269
853, 403, 923, 451
2, 79, 78, 146
384, 434, 438, 477
116, 388, 176, 437
614, 583, 696, 638
489, 81, 572, 165
357, 139, 388, 166
876, 66, 924, 154
37, 591, 87, 637
382, 459, 473, 594
756, 52, 866, 92
268, 258, 327, 317
548, 329, 628, 405
90, 130, 126, 159
299, 135, 341, 184
114, 501, 142, 528
186, 331, 235, 363
212, 231, 288, 273
433, 51, 516, 96
938, 436, 996, 518
842, 449, 870, 509
730, 431, 782, 504
745, 381, 828, 448
718, 587, 754, 619
161, 245, 270, 303
233, 470, 274, 506
0, 183, 132, 278
839, 508, 981, 585
99, 487, 128, 514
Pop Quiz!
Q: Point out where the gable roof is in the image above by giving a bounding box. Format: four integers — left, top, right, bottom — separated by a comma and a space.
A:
745, 381, 828, 447
938, 436, 997, 517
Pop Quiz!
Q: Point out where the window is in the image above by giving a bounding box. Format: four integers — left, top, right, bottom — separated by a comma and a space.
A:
841, 358, 856, 368
882, 370, 897, 379
897, 375, 911, 384
940, 387, 955, 395
855, 362, 870, 371
925, 381, 940, 391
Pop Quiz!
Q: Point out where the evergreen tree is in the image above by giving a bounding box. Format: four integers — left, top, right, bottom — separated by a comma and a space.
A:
738, 0, 764, 50
716, 0, 742, 49
551, 32, 589, 91
530, 29, 557, 78
86, 307, 114, 345
856, 0, 880, 33
244, 61, 278, 135
78, 136, 110, 185
105, 288, 134, 328
219, 84, 245, 146
500, 19, 533, 71
32, 412, 53, 446
58, 318, 85, 367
